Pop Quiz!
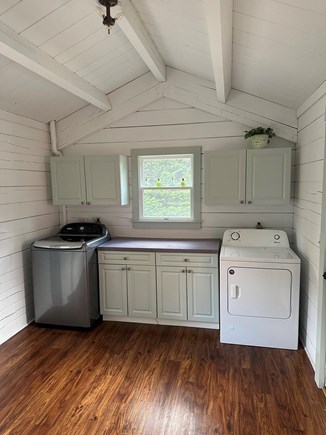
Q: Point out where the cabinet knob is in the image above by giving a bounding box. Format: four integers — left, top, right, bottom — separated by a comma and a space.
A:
124, 257, 128, 260
240, 200, 244, 204
127, 267, 131, 271
121, 267, 126, 271
81, 201, 85, 205
184, 258, 189, 262
87, 201, 91, 205
181, 269, 185, 273
187, 270, 192, 273
248, 200, 252, 205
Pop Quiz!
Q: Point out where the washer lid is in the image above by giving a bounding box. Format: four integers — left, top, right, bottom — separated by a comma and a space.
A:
220, 246, 300, 263
33, 238, 85, 249
33, 240, 84, 249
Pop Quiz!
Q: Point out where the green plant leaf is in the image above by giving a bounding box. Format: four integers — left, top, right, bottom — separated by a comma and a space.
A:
244, 126, 276, 139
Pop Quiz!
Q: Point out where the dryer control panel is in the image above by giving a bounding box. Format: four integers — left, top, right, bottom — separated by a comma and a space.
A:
222, 229, 290, 248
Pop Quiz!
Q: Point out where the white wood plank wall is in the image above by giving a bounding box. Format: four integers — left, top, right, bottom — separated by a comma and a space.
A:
65, 97, 295, 240
294, 97, 326, 367
0, 110, 60, 345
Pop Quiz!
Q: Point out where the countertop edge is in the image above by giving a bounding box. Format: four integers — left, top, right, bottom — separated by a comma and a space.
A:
97, 238, 221, 254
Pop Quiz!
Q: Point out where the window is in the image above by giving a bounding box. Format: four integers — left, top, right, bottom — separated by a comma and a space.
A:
131, 147, 201, 229
140, 154, 193, 220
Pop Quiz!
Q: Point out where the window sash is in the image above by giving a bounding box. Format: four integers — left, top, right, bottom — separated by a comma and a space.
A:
139, 154, 194, 188
139, 186, 194, 221
131, 146, 201, 229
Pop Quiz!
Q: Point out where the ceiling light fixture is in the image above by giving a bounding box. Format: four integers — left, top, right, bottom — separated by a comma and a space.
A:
98, 0, 119, 34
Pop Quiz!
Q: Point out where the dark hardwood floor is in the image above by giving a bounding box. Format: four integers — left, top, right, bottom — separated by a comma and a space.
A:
0, 322, 326, 435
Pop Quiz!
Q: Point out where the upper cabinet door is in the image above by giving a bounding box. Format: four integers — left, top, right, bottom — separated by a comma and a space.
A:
50, 155, 129, 206
204, 150, 246, 205
50, 156, 86, 205
84, 155, 129, 205
246, 148, 291, 205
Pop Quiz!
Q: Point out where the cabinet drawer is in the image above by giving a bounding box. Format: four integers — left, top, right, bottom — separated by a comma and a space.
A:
99, 251, 155, 265
156, 253, 218, 268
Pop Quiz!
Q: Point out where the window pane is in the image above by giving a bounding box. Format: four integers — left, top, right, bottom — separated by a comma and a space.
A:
141, 156, 192, 187
143, 189, 191, 218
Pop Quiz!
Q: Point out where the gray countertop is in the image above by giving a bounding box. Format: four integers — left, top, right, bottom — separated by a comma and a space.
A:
98, 237, 221, 253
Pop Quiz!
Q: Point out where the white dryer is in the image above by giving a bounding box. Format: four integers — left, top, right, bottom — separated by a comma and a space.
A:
220, 229, 300, 350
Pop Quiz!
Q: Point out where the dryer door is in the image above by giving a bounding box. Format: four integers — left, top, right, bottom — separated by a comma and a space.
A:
227, 267, 292, 319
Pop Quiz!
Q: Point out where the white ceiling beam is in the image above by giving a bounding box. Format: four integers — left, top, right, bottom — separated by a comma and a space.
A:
56, 67, 297, 149
297, 79, 326, 118
56, 72, 162, 149
113, 0, 166, 82
163, 83, 297, 142
204, 0, 233, 103
0, 21, 111, 112
163, 68, 297, 142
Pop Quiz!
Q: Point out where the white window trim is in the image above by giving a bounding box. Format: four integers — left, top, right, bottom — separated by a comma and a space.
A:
131, 146, 202, 229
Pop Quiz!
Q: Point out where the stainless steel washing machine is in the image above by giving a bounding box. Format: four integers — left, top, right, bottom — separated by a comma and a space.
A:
32, 222, 110, 328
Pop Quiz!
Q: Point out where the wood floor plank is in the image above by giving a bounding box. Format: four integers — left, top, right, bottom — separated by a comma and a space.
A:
0, 322, 326, 434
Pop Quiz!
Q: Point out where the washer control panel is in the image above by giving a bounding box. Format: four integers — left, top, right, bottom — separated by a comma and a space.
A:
222, 229, 290, 248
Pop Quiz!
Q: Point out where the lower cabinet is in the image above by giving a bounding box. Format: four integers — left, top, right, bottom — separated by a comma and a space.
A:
156, 267, 187, 320
128, 265, 156, 317
99, 251, 156, 318
156, 266, 218, 323
99, 264, 128, 316
188, 267, 219, 322
98, 250, 219, 326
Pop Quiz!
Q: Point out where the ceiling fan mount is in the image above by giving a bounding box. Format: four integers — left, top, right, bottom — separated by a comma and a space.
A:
98, 0, 118, 5
98, 0, 119, 33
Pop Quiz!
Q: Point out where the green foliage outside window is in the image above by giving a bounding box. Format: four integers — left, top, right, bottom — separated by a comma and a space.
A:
142, 156, 192, 187
140, 155, 193, 219
143, 190, 191, 218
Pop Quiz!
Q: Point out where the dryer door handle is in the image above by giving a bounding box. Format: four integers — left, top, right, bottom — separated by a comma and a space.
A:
230, 284, 239, 299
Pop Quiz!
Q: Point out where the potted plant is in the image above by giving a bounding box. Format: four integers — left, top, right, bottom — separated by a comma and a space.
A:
244, 127, 276, 148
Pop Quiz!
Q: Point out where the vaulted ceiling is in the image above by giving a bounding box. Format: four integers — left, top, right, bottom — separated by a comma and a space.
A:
0, 0, 325, 123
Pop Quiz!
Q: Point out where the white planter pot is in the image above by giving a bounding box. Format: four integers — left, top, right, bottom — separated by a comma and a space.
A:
250, 134, 269, 149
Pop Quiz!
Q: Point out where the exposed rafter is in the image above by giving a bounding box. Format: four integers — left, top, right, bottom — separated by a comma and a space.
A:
57, 72, 161, 149
112, 0, 166, 82
163, 68, 297, 142
297, 79, 326, 118
0, 20, 111, 112
204, 0, 233, 103
56, 68, 297, 150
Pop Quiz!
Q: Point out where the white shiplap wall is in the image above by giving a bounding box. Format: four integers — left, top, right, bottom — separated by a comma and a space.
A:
294, 97, 326, 367
64, 97, 294, 239
0, 110, 60, 345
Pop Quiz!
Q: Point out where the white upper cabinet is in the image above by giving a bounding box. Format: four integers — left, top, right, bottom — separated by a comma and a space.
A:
204, 149, 246, 205
204, 148, 291, 206
50, 156, 86, 205
246, 148, 291, 205
84, 156, 128, 206
50, 155, 129, 206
